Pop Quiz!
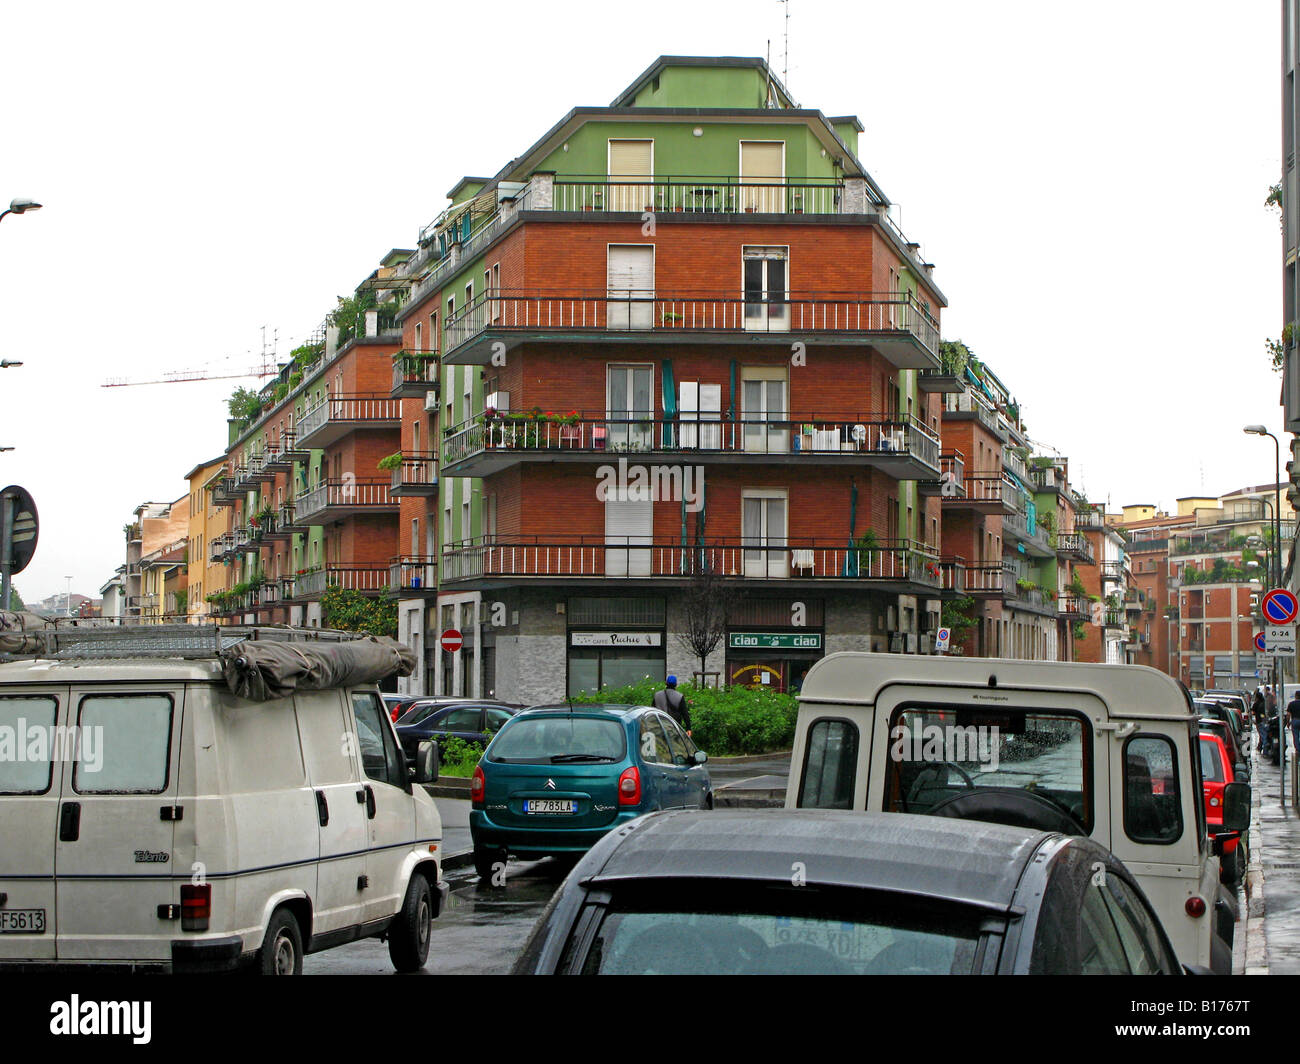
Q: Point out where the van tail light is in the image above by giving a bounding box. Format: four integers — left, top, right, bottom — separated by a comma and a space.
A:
1185, 896, 1207, 918
181, 883, 211, 932
618, 766, 641, 806
471, 765, 485, 807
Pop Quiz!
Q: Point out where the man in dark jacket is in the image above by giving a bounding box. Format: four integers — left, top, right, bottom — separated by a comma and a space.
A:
653, 675, 691, 736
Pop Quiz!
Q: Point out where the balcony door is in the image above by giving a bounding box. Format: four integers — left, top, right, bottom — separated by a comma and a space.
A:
608, 139, 654, 213
607, 364, 654, 451
741, 368, 788, 454
605, 486, 653, 578
739, 140, 785, 213
678, 381, 722, 450
607, 245, 654, 330
743, 491, 788, 578
743, 247, 788, 332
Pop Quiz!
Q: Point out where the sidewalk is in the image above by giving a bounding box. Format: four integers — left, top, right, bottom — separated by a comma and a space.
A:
1242, 735, 1300, 975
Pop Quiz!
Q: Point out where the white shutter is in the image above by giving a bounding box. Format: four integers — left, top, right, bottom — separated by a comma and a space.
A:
605, 488, 652, 577
607, 245, 655, 330
678, 381, 699, 448
740, 141, 785, 212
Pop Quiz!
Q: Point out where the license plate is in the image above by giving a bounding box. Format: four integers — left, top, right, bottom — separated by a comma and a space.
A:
0, 909, 46, 934
523, 799, 577, 814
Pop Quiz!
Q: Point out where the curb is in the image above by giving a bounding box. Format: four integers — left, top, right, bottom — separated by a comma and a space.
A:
1243, 745, 1267, 974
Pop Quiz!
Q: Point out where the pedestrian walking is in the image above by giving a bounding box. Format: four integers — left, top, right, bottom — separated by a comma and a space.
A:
1288, 690, 1300, 762
653, 675, 691, 736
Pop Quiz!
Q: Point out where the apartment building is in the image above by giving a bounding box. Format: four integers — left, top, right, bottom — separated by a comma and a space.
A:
1281, 0, 1300, 552
117, 499, 186, 624
385, 55, 949, 702
184, 455, 229, 620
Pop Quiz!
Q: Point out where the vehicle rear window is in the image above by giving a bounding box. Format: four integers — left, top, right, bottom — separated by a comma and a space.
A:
581, 892, 982, 975
0, 696, 58, 795
1199, 738, 1225, 783
797, 719, 858, 810
884, 705, 1091, 831
1123, 735, 1182, 845
74, 694, 173, 794
490, 717, 626, 764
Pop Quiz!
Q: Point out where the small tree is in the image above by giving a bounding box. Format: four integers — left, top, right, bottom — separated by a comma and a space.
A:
674, 553, 737, 685
941, 595, 979, 649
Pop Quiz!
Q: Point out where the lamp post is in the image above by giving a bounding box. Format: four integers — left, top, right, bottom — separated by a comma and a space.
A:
1245, 424, 1286, 803
0, 198, 42, 224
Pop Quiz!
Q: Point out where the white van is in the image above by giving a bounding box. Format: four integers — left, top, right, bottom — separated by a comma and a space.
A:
0, 627, 446, 974
787, 653, 1246, 974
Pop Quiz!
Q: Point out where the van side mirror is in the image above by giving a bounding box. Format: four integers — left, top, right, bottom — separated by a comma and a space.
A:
1221, 781, 1250, 832
412, 740, 440, 785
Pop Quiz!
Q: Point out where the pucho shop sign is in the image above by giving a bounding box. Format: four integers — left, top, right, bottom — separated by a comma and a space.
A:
728, 632, 823, 651
570, 632, 663, 647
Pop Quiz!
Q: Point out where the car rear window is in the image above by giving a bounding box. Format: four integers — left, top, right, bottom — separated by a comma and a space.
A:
489, 716, 627, 764
1123, 735, 1182, 845
581, 891, 982, 975
1199, 738, 1225, 783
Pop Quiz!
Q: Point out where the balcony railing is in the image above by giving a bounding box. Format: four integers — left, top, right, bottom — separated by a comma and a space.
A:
297, 394, 401, 448
963, 562, 1015, 595
1075, 508, 1105, 531
295, 479, 398, 524
937, 556, 967, 592
442, 412, 940, 476
292, 566, 392, 599
209, 533, 231, 562
389, 453, 439, 497
440, 536, 941, 587
551, 176, 845, 215
943, 389, 1006, 440
389, 556, 437, 591
442, 289, 940, 369
923, 450, 967, 498
277, 502, 306, 533
1058, 595, 1089, 619
1057, 532, 1095, 564
1029, 465, 1066, 493
391, 351, 440, 398
1100, 560, 1124, 582
946, 473, 1021, 512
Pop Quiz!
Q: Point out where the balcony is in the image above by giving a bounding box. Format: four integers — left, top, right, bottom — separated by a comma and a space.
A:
1029, 464, 1066, 495
255, 581, 283, 609
937, 556, 967, 593
1100, 560, 1124, 583
440, 536, 942, 591
209, 533, 231, 562
295, 479, 399, 525
441, 290, 940, 372
918, 368, 965, 394
1075, 507, 1105, 532
1101, 609, 1126, 631
291, 566, 392, 600
257, 510, 292, 543
1005, 582, 1058, 617
211, 475, 241, 507
1057, 532, 1095, 565
942, 473, 1021, 514
391, 351, 441, 399
551, 175, 846, 216
963, 563, 1016, 596
263, 439, 293, 473
1058, 595, 1089, 620
280, 429, 310, 464
277, 501, 308, 535
390, 556, 438, 593
442, 412, 940, 480
1002, 511, 1053, 558
388, 453, 439, 498
942, 390, 1007, 441
297, 394, 401, 449
920, 450, 965, 498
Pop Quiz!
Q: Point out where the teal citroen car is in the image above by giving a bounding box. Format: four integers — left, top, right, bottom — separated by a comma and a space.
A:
469, 704, 713, 881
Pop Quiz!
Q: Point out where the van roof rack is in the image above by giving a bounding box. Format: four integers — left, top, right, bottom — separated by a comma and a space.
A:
1, 623, 368, 662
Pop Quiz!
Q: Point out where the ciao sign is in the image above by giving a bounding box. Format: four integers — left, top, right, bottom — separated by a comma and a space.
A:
729, 632, 823, 651
570, 631, 663, 648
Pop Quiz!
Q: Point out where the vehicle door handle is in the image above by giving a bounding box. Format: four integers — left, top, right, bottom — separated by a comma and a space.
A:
365, 785, 376, 819
315, 790, 329, 827
59, 802, 81, 842
356, 788, 368, 804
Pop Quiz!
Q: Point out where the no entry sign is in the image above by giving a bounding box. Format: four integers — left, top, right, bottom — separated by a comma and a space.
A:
440, 629, 463, 654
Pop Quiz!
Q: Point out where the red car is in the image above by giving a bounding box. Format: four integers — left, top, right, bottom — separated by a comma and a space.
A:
1199, 731, 1247, 885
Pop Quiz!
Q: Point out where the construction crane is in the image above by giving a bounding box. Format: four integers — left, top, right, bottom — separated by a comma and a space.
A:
102, 327, 282, 388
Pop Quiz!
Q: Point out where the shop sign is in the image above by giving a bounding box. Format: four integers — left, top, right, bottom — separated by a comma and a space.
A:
570, 631, 663, 647
728, 632, 823, 651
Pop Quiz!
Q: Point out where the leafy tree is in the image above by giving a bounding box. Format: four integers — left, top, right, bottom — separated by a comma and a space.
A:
937, 338, 973, 377
941, 595, 979, 646
4, 585, 24, 611
1268, 181, 1283, 228
227, 386, 262, 423
321, 584, 398, 638
674, 555, 738, 684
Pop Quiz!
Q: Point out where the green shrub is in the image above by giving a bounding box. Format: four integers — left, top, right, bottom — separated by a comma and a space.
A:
438, 735, 485, 777
571, 682, 797, 756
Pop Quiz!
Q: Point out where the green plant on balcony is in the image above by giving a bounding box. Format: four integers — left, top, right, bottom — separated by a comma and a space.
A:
661, 311, 684, 324
1068, 572, 1087, 598
227, 386, 262, 426
1029, 455, 1053, 470
289, 370, 303, 389
938, 340, 972, 376
255, 506, 274, 526
377, 451, 404, 471
273, 381, 288, 403
1072, 620, 1087, 640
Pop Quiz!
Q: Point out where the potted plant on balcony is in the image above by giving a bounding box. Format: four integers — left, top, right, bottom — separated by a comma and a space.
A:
377, 452, 404, 472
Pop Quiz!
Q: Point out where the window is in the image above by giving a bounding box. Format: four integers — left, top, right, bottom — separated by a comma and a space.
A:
797, 719, 858, 809
352, 692, 405, 788
639, 715, 672, 764
607, 364, 654, 450
1103, 874, 1177, 974
1077, 883, 1132, 975
608, 138, 654, 211
742, 490, 788, 578
439, 707, 483, 733
74, 694, 174, 794
415, 321, 423, 353
0, 696, 58, 794
742, 246, 788, 331
1123, 735, 1182, 844
740, 366, 788, 453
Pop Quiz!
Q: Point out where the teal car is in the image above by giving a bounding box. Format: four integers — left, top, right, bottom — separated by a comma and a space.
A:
469, 704, 713, 881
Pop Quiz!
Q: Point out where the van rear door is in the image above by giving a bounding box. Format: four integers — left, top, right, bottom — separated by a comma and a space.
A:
0, 685, 68, 960
55, 687, 181, 962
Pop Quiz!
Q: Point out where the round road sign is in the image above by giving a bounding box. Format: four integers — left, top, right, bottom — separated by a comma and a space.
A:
1263, 588, 1299, 625
1256, 632, 1269, 653
440, 629, 463, 654
1, 485, 38, 575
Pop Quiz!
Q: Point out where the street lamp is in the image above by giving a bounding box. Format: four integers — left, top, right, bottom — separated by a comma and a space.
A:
0, 198, 42, 223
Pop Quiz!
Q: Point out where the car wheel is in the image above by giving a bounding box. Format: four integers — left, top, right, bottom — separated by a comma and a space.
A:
475, 844, 506, 884
259, 908, 303, 976
702, 791, 713, 810
388, 872, 433, 973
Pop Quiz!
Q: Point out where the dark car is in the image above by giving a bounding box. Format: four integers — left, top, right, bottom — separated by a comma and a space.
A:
514, 809, 1191, 975
1198, 696, 1250, 751
395, 700, 521, 762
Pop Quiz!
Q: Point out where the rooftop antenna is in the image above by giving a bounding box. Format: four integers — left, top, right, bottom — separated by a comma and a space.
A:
781, 0, 790, 92
765, 38, 772, 106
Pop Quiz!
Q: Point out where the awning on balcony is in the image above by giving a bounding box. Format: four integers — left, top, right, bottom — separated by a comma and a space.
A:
843, 479, 859, 577
662, 359, 676, 448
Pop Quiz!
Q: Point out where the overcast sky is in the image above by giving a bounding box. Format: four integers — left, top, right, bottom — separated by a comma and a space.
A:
0, 0, 1282, 601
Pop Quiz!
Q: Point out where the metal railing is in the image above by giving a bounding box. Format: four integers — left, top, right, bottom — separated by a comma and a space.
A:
943, 389, 1004, 438
443, 411, 939, 470
440, 536, 941, 586
552, 176, 844, 215
389, 556, 437, 591
390, 453, 439, 492
392, 351, 440, 393
1057, 532, 1095, 564
293, 566, 392, 598
443, 289, 940, 356
298, 394, 401, 440
963, 562, 1015, 594
954, 473, 1022, 510
295, 479, 397, 522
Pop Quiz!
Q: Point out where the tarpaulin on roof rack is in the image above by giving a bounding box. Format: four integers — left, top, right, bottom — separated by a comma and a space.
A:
219, 636, 415, 702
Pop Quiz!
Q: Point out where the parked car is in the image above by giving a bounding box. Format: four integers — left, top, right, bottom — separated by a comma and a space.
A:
1200, 731, 1248, 885
787, 652, 1250, 973
1199, 695, 1250, 750
1196, 713, 1250, 784
515, 809, 1191, 974
0, 626, 445, 974
470, 704, 712, 881
384, 693, 421, 723
395, 701, 520, 762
